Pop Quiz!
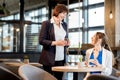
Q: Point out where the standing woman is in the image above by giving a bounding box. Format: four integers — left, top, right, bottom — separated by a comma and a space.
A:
39, 4, 69, 80
84, 32, 113, 80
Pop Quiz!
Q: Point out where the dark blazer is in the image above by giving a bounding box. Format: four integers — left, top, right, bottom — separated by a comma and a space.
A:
39, 20, 68, 66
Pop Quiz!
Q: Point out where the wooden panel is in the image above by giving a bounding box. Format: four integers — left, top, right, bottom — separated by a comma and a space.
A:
104, 0, 115, 47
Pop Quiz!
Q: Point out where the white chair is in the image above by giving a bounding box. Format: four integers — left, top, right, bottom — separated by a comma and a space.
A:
18, 64, 57, 80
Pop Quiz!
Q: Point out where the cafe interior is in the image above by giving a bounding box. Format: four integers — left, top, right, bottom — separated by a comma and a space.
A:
0, 0, 120, 80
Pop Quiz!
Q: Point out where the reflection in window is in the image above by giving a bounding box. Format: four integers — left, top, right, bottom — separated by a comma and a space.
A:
88, 0, 104, 5
88, 7, 104, 27
88, 30, 104, 43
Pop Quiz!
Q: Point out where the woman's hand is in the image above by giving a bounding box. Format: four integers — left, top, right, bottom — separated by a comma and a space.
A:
64, 38, 70, 46
84, 61, 89, 67
52, 40, 66, 46
65, 40, 70, 46
92, 59, 102, 67
56, 40, 67, 46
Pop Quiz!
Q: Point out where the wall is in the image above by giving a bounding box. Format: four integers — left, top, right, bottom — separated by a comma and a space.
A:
105, 0, 120, 47
104, 0, 115, 47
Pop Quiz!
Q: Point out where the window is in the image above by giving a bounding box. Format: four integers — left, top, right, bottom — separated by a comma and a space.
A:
14, 13, 20, 20
88, 30, 104, 43
0, 24, 14, 52
41, 7, 48, 15
88, 0, 104, 5
0, 1, 105, 52
68, 2, 83, 49
0, 6, 48, 52
69, 32, 82, 48
69, 11, 82, 28
88, 7, 104, 27
25, 7, 48, 52
68, 3, 83, 28
68, 1, 105, 48
0, 15, 14, 20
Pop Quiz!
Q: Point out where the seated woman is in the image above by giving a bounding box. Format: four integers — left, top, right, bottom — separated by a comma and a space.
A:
84, 32, 113, 80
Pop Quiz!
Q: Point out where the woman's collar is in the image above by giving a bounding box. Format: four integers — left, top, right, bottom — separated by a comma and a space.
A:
50, 16, 63, 24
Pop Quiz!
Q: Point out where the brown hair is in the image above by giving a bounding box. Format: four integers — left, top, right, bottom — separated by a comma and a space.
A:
95, 32, 107, 47
96, 32, 115, 65
53, 4, 68, 17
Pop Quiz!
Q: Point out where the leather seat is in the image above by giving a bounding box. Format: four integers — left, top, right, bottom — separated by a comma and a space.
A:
86, 74, 119, 80
18, 64, 57, 80
0, 66, 21, 80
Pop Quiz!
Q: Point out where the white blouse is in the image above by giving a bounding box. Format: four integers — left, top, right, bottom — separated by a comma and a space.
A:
51, 17, 66, 61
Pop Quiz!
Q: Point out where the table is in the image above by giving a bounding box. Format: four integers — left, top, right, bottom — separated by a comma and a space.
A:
52, 66, 103, 72
52, 65, 104, 80
0, 59, 21, 62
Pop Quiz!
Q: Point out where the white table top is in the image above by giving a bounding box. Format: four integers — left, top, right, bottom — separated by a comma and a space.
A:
52, 65, 104, 72
3, 62, 43, 67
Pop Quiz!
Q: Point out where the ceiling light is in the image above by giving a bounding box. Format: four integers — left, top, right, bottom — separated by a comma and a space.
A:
109, 11, 113, 19
109, 0, 113, 19
0, 1, 10, 16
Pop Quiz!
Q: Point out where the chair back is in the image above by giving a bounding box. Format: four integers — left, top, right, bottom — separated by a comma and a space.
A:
0, 66, 21, 80
18, 64, 57, 80
86, 74, 118, 80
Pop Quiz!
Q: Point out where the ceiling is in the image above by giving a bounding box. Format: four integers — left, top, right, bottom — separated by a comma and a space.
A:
0, 0, 46, 14
0, 0, 82, 15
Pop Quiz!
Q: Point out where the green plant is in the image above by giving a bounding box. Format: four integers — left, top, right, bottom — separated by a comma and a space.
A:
79, 55, 83, 62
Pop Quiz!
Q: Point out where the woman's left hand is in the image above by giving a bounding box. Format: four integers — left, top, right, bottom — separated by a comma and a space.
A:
64, 38, 70, 46
93, 59, 102, 67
